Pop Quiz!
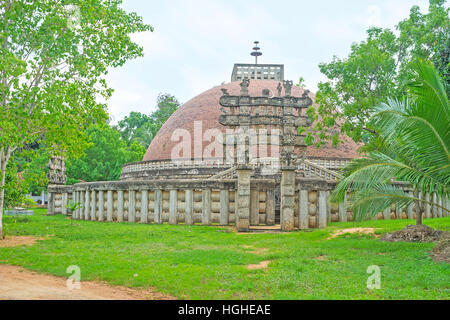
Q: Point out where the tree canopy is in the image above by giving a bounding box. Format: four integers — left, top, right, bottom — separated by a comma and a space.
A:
115, 93, 180, 147
0, 0, 152, 238
332, 59, 450, 225
308, 0, 449, 147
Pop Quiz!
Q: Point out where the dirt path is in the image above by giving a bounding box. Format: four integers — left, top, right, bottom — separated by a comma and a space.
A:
0, 265, 175, 300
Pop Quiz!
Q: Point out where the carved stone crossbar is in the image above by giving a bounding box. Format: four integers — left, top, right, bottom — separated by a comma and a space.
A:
219, 95, 313, 108
218, 114, 311, 128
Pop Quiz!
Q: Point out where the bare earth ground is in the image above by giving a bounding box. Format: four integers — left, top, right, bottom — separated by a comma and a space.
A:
0, 265, 175, 300
0, 236, 175, 300
327, 228, 379, 240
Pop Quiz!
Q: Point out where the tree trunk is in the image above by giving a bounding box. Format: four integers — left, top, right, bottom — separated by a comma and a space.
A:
0, 147, 11, 240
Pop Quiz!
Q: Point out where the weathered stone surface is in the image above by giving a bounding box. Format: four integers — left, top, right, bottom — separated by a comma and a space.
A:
220, 190, 229, 226
168, 190, 177, 225
318, 190, 327, 228
202, 189, 211, 225
299, 190, 308, 230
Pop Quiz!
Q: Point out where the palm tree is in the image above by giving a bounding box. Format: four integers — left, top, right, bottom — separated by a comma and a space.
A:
332, 59, 449, 225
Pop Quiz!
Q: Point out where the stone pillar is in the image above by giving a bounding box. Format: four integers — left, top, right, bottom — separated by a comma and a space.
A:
236, 166, 251, 232
250, 190, 259, 226
220, 189, 229, 226
280, 169, 295, 231
41, 190, 46, 206
128, 190, 136, 223
141, 190, 148, 223
299, 189, 309, 230
48, 191, 55, 215
185, 189, 194, 225
79, 191, 85, 220
437, 194, 443, 218
318, 190, 327, 228
425, 193, 431, 219
154, 189, 162, 224
98, 190, 104, 221
266, 190, 275, 226
339, 193, 348, 222
107, 190, 113, 222
90, 190, 96, 221
117, 190, 124, 222
202, 189, 211, 225
84, 190, 90, 221
432, 193, 438, 218
396, 204, 402, 219
407, 191, 414, 219
383, 207, 390, 220
62, 192, 68, 215
71, 191, 76, 217
71, 191, 76, 218
169, 189, 178, 225
326, 190, 331, 224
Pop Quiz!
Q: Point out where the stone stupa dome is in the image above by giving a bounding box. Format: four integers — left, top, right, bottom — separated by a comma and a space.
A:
143, 80, 360, 162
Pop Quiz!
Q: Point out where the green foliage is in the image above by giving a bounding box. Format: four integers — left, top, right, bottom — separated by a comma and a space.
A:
0, 0, 152, 233
313, 0, 449, 146
66, 200, 83, 213
66, 124, 145, 183
3, 161, 28, 209
115, 93, 180, 148
2, 210, 449, 299
332, 60, 450, 224
296, 76, 306, 88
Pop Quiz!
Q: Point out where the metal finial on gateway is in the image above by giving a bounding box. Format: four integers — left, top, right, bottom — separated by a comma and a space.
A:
250, 41, 262, 64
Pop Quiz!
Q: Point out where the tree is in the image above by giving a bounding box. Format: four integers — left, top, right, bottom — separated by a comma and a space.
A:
115, 93, 180, 147
67, 124, 145, 183
310, 0, 449, 146
332, 60, 450, 225
0, 0, 152, 238
115, 111, 152, 147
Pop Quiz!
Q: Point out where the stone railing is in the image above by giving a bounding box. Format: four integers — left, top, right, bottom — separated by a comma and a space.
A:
47, 178, 278, 227
298, 159, 343, 181
120, 157, 351, 180
48, 178, 448, 230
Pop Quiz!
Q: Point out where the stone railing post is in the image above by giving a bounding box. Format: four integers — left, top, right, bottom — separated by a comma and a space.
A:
98, 190, 104, 221
318, 190, 327, 228
250, 190, 259, 226
128, 189, 136, 223
236, 165, 251, 232
141, 190, 148, 223
90, 190, 96, 221
280, 168, 295, 231
299, 189, 309, 230
48, 192, 55, 215
62, 192, 68, 215
84, 190, 90, 221
117, 190, 124, 222
407, 191, 414, 219
107, 190, 113, 222
169, 189, 178, 225
425, 193, 431, 219
266, 190, 275, 226
339, 193, 348, 222
79, 190, 85, 220
154, 189, 162, 224
220, 189, 229, 226
185, 189, 194, 225
202, 189, 211, 225
326, 190, 331, 224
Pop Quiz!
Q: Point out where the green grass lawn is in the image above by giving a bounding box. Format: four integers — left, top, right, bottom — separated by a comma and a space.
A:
1, 210, 449, 299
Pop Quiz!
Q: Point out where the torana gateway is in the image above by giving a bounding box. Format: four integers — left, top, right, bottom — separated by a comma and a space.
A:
47, 51, 448, 231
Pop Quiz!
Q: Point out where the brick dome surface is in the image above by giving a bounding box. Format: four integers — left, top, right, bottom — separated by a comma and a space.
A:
143, 80, 360, 161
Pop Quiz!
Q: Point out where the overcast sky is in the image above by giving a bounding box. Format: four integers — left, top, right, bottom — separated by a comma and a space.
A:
105, 0, 430, 123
